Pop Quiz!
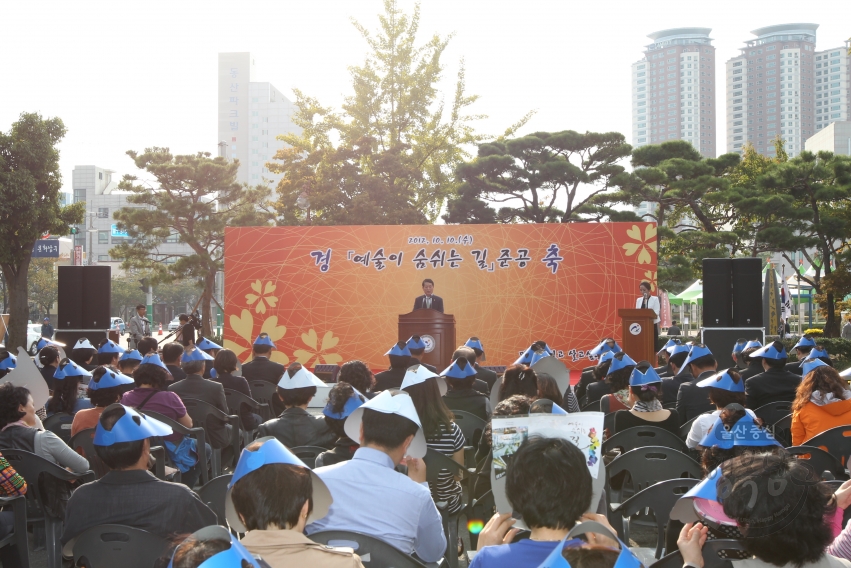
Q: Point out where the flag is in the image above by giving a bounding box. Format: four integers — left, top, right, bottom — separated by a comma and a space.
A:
780, 265, 792, 321
763, 263, 782, 335
659, 290, 672, 328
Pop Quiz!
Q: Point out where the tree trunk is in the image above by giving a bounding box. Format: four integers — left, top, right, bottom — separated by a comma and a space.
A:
201, 271, 215, 338
2, 259, 30, 351
824, 291, 838, 337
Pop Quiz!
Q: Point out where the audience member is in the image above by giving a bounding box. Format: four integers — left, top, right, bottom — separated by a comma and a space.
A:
465, 337, 498, 393
536, 372, 564, 408
118, 349, 143, 376
655, 339, 679, 376
162, 342, 187, 383
211, 348, 262, 430
676, 345, 717, 425
745, 341, 801, 410
69, 337, 97, 371
0, 451, 26, 568
498, 364, 538, 402
226, 438, 365, 567
46, 359, 94, 417
613, 367, 679, 435
169, 347, 232, 451
169, 526, 272, 568
195, 336, 222, 379
373, 342, 412, 392
96, 339, 124, 367
787, 335, 817, 376
791, 361, 851, 446
306, 390, 446, 563
338, 361, 375, 399
38, 345, 60, 391
442, 357, 492, 422
576, 352, 615, 408
685, 368, 752, 449
596, 353, 637, 415
71, 367, 135, 437
136, 337, 159, 357
61, 404, 216, 547
256, 363, 335, 449
575, 339, 620, 404
738, 340, 764, 381
241, 333, 286, 386
316, 382, 366, 467
453, 346, 490, 395
406, 336, 438, 373
660, 344, 690, 405
806, 346, 833, 366
731, 338, 748, 370
697, 405, 783, 475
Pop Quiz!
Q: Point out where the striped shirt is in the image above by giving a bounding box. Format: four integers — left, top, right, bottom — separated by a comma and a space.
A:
426, 422, 466, 514
0, 454, 26, 496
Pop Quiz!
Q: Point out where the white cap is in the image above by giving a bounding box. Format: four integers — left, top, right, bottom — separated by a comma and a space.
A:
344, 390, 426, 458
277, 366, 326, 390
401, 364, 447, 396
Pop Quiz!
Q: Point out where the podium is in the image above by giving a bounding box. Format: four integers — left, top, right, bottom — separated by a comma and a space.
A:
398, 309, 456, 369
617, 309, 657, 363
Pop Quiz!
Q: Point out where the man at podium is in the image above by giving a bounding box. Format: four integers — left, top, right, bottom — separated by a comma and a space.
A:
413, 278, 444, 313
635, 280, 661, 347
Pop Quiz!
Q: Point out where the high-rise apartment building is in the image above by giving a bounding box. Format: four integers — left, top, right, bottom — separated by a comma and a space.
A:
631, 28, 717, 158
814, 43, 851, 132
217, 53, 300, 187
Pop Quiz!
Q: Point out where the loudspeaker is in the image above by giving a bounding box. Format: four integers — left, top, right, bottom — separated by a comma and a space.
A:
57, 266, 84, 329
702, 259, 732, 327
82, 266, 111, 329
701, 328, 764, 370
732, 258, 763, 327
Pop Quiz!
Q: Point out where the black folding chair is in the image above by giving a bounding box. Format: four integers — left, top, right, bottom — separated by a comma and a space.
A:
70, 428, 110, 479
466, 489, 495, 550
680, 415, 699, 441
804, 425, 851, 466
1, 449, 94, 568
0, 495, 29, 568
71, 524, 170, 568
224, 388, 271, 427
309, 530, 429, 568
289, 446, 329, 469
451, 410, 486, 468
423, 449, 467, 568
786, 445, 847, 480
603, 426, 689, 455
753, 401, 793, 427
489, 376, 502, 410
181, 398, 241, 477
650, 540, 747, 568
581, 399, 602, 412
43, 413, 74, 445
143, 410, 209, 486
611, 478, 699, 558
197, 474, 232, 525
772, 413, 793, 447
248, 380, 282, 416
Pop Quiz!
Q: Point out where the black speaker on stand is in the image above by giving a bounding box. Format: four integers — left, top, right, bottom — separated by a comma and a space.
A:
732, 258, 763, 327
57, 265, 111, 348
702, 259, 733, 327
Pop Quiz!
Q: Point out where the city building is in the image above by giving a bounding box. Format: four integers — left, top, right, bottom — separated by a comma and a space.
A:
806, 121, 851, 155
217, 53, 300, 187
631, 27, 717, 158
814, 44, 850, 132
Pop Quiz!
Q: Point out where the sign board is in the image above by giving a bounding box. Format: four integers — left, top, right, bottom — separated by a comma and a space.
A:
111, 224, 129, 238
73, 246, 83, 266
32, 239, 60, 258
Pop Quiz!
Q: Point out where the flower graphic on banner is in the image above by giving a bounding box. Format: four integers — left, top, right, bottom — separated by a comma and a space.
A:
643, 270, 657, 292
622, 224, 657, 265
294, 329, 343, 366
245, 280, 278, 314
224, 308, 289, 365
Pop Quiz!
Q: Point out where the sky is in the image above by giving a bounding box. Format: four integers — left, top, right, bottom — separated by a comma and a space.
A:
1, 0, 849, 195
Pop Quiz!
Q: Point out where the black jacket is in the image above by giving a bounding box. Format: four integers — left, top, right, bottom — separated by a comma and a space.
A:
212, 372, 260, 430
740, 362, 764, 381
443, 389, 491, 422
166, 364, 187, 383
40, 365, 57, 391
574, 369, 597, 406
409, 357, 438, 374
241, 356, 285, 385
413, 294, 444, 312
475, 365, 498, 394
785, 361, 803, 376
373, 367, 407, 392
654, 363, 671, 378
661, 371, 693, 406
256, 407, 335, 450
676, 370, 716, 425
168, 375, 231, 449
585, 380, 611, 407
745, 367, 802, 410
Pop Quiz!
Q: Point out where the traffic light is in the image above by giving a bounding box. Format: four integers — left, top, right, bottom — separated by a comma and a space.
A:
139, 278, 149, 293
69, 227, 78, 235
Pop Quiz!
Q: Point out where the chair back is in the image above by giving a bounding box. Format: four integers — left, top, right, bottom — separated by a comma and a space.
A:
804, 425, 851, 467
451, 410, 486, 447
423, 448, 466, 486
581, 399, 602, 412
70, 428, 110, 479
224, 388, 271, 422
607, 446, 702, 494
72, 524, 170, 568
786, 445, 847, 480
753, 401, 793, 427
288, 446, 329, 469
772, 413, 792, 447
248, 380, 279, 410
603, 426, 689, 455
0, 495, 29, 568
308, 530, 428, 568
680, 415, 699, 441
197, 474, 232, 524
651, 540, 746, 568
489, 376, 502, 410
43, 413, 74, 445
142, 410, 209, 486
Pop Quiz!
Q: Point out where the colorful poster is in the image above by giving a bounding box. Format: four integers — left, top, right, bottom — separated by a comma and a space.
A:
224, 223, 657, 371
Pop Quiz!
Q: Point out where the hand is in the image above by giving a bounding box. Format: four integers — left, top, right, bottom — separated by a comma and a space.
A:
404, 457, 427, 484
835, 479, 851, 510
579, 513, 619, 549
476, 513, 519, 550
677, 522, 708, 568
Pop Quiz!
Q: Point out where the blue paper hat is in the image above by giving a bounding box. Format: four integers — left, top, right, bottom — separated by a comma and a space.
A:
323, 388, 366, 420
793, 336, 817, 350
514, 345, 536, 365
226, 437, 332, 531
528, 349, 551, 366
97, 339, 125, 355
589, 338, 621, 356
804, 346, 830, 361
441, 358, 478, 380
659, 338, 680, 354
195, 337, 222, 351
598, 351, 616, 365
139, 353, 169, 370
537, 521, 642, 568
72, 338, 95, 351
252, 333, 276, 349
681, 344, 713, 368
750, 341, 787, 360
0, 353, 16, 371
606, 353, 637, 376
699, 409, 782, 450
464, 337, 485, 357
629, 367, 662, 387
406, 336, 426, 351
744, 340, 763, 350
119, 349, 143, 362
697, 369, 745, 393
536, 342, 555, 356
54, 359, 92, 380
385, 341, 412, 357
183, 347, 214, 362
89, 369, 135, 391
802, 359, 829, 376
667, 343, 691, 356
210, 368, 217, 379
36, 337, 63, 351
93, 404, 172, 446
551, 402, 568, 415
732, 339, 748, 354
168, 526, 261, 568
670, 466, 729, 523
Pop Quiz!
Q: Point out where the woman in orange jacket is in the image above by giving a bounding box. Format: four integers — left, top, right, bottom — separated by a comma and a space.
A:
791, 361, 851, 446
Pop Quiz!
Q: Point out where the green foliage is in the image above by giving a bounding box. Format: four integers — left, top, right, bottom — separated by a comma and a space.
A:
27, 259, 57, 318
0, 112, 84, 349
111, 147, 273, 336
444, 130, 632, 224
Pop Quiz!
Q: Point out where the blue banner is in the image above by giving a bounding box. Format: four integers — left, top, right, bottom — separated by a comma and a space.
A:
111, 224, 129, 238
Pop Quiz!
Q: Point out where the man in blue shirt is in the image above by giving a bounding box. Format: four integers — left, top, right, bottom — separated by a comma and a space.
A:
306, 390, 446, 563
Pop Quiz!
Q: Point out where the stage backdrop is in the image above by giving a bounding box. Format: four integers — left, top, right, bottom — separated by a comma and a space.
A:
224, 223, 657, 371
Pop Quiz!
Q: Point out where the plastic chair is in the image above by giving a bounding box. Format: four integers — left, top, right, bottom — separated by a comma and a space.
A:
423, 448, 467, 568
143, 410, 210, 486
71, 524, 170, 568
753, 401, 793, 427
603, 426, 689, 455
680, 416, 699, 441
197, 474, 232, 525
804, 425, 851, 467
650, 540, 746, 568
611, 478, 699, 558
1, 449, 94, 568
0, 495, 29, 568
224, 388, 271, 426
69, 428, 111, 479
308, 530, 429, 568
289, 446, 329, 469
452, 410, 486, 448
181, 398, 241, 476
786, 445, 847, 480
43, 413, 75, 445
489, 376, 502, 410
772, 413, 792, 447
466, 489, 495, 550
248, 380, 282, 416
581, 399, 602, 412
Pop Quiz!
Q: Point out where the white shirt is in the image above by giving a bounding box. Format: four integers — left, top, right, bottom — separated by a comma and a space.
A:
686, 408, 758, 449
635, 295, 661, 324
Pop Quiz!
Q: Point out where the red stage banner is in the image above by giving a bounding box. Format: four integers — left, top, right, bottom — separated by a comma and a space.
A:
224, 223, 657, 371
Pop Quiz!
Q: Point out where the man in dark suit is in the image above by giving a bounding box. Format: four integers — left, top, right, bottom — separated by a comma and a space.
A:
162, 342, 187, 384
406, 336, 438, 373
451, 347, 489, 396
739, 341, 764, 381
676, 345, 717, 425
745, 341, 802, 410
413, 278, 444, 312
660, 346, 691, 405
464, 337, 498, 393
373, 342, 412, 392
168, 351, 231, 451
786, 335, 815, 376
442, 358, 491, 422
241, 333, 286, 385
654, 339, 679, 377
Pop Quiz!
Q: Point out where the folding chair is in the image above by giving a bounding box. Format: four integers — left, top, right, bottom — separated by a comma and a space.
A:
423, 448, 467, 568
603, 426, 689, 455
804, 425, 851, 467
679, 416, 699, 441
248, 380, 282, 416
489, 376, 502, 410
197, 474, 232, 525
0, 495, 29, 568
309, 530, 429, 568
289, 446, 329, 469
753, 401, 793, 427
772, 413, 793, 447
224, 387, 271, 432
71, 524, 170, 568
181, 398, 241, 476
581, 399, 602, 412
70, 428, 110, 479
43, 413, 75, 445
143, 410, 209, 486
451, 410, 486, 468
786, 445, 847, 480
